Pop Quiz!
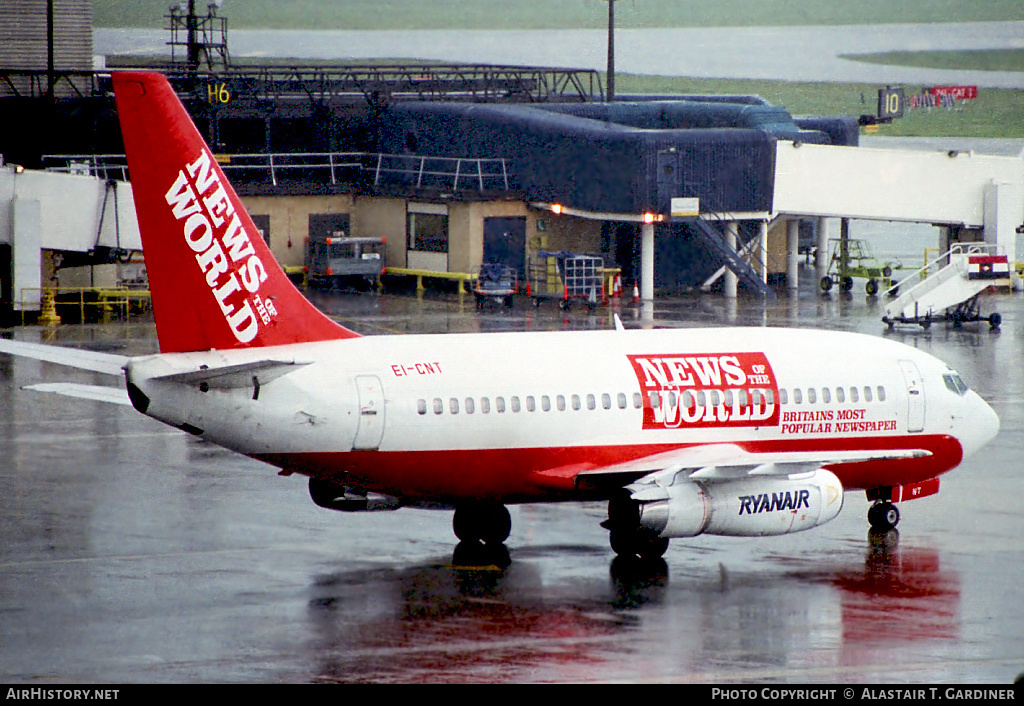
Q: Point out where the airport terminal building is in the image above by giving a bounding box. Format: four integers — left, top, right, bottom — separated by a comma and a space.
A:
1, 1, 1019, 320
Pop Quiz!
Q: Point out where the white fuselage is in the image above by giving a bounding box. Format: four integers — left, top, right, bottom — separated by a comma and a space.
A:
125, 326, 997, 503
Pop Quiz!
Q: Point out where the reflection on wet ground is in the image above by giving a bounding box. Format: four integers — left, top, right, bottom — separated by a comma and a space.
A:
1, 267, 1022, 683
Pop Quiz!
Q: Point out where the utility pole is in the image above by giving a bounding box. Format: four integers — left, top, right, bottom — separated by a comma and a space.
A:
605, 0, 616, 102
187, 0, 200, 73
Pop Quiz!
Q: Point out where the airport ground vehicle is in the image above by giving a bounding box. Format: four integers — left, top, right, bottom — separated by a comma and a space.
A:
306, 234, 385, 290
472, 263, 518, 309
820, 238, 900, 296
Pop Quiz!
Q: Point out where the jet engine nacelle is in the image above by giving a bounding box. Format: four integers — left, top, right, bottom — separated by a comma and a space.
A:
309, 477, 401, 512
629, 469, 844, 538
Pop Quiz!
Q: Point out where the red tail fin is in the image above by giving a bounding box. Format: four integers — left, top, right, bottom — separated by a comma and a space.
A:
112, 71, 359, 353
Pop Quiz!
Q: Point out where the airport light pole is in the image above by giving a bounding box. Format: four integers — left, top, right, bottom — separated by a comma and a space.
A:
605, 0, 616, 102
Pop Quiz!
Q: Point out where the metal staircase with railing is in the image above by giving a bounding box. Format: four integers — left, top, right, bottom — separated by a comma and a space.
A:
882, 244, 1008, 328
682, 216, 776, 299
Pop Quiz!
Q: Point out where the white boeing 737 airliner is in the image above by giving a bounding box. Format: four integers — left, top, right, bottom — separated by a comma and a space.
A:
0, 72, 1000, 560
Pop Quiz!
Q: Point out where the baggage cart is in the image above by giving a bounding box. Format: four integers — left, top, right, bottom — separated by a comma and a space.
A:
527, 251, 604, 310
306, 234, 385, 290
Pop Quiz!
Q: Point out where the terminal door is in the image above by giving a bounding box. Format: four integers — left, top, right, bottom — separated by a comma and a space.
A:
483, 217, 526, 278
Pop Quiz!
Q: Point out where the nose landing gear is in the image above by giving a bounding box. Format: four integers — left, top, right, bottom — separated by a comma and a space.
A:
868, 501, 900, 532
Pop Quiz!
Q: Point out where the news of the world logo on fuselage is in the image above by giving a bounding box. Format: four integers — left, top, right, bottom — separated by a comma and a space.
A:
627, 353, 780, 430
164, 149, 275, 344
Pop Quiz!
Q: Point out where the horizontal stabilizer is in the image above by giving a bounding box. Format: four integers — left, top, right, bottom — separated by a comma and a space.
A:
0, 338, 129, 376
24, 383, 132, 406
153, 359, 311, 389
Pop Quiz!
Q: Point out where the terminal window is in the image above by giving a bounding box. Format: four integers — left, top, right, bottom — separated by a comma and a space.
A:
407, 204, 449, 253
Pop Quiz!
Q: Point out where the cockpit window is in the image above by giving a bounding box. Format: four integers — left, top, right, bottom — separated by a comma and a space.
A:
943, 372, 969, 396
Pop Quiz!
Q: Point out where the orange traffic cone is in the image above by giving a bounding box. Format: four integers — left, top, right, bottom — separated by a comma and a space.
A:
631, 283, 640, 303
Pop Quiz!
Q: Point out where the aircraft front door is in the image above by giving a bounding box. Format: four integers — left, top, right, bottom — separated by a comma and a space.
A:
899, 360, 925, 433
354, 375, 385, 450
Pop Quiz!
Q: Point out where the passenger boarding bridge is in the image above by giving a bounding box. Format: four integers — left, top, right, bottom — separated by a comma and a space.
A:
1, 140, 1021, 317
600, 140, 1023, 303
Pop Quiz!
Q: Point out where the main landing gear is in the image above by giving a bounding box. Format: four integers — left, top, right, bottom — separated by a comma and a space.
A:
452, 501, 512, 545
868, 500, 900, 533
604, 492, 670, 561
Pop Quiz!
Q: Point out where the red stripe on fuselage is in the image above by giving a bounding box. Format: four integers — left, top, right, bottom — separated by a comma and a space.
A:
254, 434, 963, 503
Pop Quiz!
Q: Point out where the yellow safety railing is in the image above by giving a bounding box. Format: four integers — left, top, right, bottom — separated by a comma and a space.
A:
382, 268, 478, 300
20, 287, 151, 326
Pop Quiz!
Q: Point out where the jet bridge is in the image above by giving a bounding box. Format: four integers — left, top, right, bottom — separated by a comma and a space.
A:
771, 141, 1024, 293
0, 167, 139, 313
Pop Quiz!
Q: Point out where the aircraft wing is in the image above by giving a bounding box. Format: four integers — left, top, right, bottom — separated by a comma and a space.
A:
571, 443, 931, 490
0, 338, 129, 376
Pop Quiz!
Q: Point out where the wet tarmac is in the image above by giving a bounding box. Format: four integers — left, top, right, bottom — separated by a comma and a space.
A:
1, 264, 1022, 684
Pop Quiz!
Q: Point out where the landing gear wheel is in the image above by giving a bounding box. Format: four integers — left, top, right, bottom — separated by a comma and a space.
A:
610, 529, 669, 561
453, 502, 512, 545
868, 501, 900, 532
309, 477, 346, 508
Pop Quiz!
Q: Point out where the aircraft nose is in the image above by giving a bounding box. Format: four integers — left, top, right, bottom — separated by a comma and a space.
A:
959, 393, 1000, 458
